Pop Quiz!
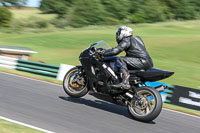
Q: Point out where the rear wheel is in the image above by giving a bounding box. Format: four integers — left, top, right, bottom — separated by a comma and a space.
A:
63, 67, 88, 98
127, 86, 162, 122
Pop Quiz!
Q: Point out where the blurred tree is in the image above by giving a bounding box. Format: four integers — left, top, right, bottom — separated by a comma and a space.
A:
0, 0, 27, 7
0, 6, 12, 27
39, 0, 200, 27
158, 0, 174, 19
128, 0, 140, 14
101, 0, 130, 20
143, 0, 167, 22
162, 0, 197, 19
189, 0, 200, 15
129, 0, 166, 23
69, 0, 105, 27
40, 0, 72, 17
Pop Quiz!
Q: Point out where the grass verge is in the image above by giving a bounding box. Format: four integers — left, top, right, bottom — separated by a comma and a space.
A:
0, 118, 44, 133
163, 103, 200, 117
0, 67, 62, 85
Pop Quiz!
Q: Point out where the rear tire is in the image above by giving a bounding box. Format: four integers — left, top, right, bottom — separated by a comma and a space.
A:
63, 67, 88, 98
127, 86, 162, 122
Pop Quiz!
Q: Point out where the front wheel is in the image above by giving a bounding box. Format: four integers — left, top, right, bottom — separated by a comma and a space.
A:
63, 67, 88, 98
127, 86, 162, 122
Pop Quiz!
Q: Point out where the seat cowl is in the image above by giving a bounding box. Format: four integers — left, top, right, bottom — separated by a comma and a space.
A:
129, 69, 145, 73
146, 67, 172, 73
129, 67, 174, 82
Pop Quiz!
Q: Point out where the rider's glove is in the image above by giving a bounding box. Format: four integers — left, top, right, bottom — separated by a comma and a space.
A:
95, 48, 105, 59
96, 48, 105, 56
100, 49, 105, 56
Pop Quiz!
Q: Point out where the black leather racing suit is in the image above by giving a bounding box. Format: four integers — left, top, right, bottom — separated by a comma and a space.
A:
103, 36, 153, 71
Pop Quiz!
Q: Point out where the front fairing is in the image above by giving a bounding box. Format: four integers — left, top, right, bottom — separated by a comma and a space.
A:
79, 47, 90, 58
79, 40, 114, 80
79, 40, 111, 59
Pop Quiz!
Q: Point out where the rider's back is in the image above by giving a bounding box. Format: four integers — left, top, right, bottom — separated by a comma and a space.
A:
124, 36, 153, 69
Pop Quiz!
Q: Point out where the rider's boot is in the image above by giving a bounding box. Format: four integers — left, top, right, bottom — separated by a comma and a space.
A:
111, 68, 130, 90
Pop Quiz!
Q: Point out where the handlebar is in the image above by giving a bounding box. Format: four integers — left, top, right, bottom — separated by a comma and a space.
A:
89, 48, 105, 59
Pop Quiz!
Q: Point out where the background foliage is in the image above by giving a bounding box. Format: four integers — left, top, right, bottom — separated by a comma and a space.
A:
0, 0, 200, 28
38, 0, 200, 27
0, 0, 27, 27
0, 6, 12, 27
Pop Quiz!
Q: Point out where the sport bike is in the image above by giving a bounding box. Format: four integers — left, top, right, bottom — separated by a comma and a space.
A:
63, 40, 174, 122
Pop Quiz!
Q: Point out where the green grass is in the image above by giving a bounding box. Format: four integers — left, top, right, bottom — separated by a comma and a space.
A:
0, 20, 200, 89
9, 8, 57, 20
0, 118, 44, 133
163, 103, 200, 117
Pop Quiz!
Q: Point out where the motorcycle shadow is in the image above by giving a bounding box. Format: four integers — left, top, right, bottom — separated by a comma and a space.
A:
59, 96, 155, 124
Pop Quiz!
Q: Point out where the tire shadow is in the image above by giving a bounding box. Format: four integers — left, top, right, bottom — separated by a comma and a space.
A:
59, 96, 156, 124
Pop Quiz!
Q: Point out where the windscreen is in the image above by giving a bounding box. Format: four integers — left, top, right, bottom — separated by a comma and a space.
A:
91, 40, 112, 49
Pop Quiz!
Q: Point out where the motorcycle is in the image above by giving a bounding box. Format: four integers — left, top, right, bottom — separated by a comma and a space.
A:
63, 40, 174, 122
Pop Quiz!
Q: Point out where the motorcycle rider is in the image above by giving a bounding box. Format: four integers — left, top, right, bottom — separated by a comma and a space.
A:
102, 26, 153, 90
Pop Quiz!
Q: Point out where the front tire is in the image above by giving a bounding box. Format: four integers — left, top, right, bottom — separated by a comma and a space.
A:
63, 67, 88, 98
127, 86, 162, 122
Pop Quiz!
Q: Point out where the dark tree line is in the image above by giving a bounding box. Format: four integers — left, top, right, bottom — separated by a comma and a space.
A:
39, 0, 200, 27
1, 0, 200, 28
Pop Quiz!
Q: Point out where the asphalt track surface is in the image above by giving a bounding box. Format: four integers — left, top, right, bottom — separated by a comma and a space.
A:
0, 72, 199, 133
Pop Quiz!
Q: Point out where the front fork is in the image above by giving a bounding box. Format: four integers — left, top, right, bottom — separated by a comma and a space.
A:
72, 66, 86, 86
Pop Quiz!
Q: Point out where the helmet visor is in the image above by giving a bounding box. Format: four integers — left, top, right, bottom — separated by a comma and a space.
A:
116, 28, 121, 43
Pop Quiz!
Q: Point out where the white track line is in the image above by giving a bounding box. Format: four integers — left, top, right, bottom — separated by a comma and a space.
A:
0, 116, 55, 133
0, 71, 61, 87
0, 71, 200, 119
